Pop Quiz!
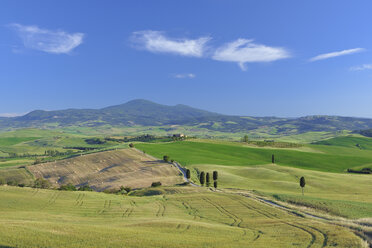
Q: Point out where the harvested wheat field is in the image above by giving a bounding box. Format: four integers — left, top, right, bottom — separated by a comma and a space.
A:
28, 148, 183, 191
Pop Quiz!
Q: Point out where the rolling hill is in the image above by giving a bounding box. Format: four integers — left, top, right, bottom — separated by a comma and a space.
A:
28, 148, 183, 191
2, 99, 372, 135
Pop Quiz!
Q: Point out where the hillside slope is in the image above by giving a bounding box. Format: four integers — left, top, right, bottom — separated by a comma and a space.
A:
1, 99, 372, 135
28, 148, 183, 191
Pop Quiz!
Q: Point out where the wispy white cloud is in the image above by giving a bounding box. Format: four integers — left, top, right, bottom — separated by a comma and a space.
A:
172, 73, 196, 79
9, 23, 84, 54
131, 30, 210, 57
309, 48, 364, 62
212, 39, 291, 70
350, 64, 372, 71
0, 112, 25, 117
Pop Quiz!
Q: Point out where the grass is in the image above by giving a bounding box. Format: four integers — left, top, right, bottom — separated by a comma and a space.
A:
136, 139, 372, 219
136, 140, 372, 173
0, 186, 363, 248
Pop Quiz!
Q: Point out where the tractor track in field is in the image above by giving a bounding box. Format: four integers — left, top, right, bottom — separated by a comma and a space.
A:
176, 223, 191, 232
40, 191, 62, 210
203, 197, 263, 241
203, 197, 242, 227
31, 188, 39, 196
120, 200, 136, 218
98, 200, 112, 215
75, 193, 85, 207
232, 196, 325, 248
155, 200, 166, 217
179, 200, 201, 221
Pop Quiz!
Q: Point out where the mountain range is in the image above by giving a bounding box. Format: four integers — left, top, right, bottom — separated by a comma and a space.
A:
1, 99, 372, 135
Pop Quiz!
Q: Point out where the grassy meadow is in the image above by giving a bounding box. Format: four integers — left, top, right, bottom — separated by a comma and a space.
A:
0, 185, 363, 248
136, 137, 372, 219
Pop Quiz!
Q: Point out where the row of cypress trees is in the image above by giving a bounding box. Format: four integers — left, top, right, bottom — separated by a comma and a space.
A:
199, 171, 218, 188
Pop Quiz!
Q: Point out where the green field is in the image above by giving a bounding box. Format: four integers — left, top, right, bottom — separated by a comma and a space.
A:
136, 138, 372, 219
0, 186, 363, 248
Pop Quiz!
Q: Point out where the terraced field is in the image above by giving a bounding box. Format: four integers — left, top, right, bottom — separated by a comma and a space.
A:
28, 149, 183, 190
0, 186, 363, 248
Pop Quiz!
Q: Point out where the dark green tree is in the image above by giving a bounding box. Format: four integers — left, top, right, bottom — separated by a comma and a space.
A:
300, 176, 306, 195
206, 172, 210, 187
242, 135, 249, 143
186, 169, 191, 179
163, 155, 170, 162
214, 181, 217, 189
213, 171, 218, 181
129, 143, 134, 148
272, 154, 275, 164
199, 171, 205, 186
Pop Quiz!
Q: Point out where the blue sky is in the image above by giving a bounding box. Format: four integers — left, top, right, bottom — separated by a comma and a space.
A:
1, 0, 372, 117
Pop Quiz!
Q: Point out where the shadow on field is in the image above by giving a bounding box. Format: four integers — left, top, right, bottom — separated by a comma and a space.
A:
0, 245, 15, 248
143, 160, 163, 164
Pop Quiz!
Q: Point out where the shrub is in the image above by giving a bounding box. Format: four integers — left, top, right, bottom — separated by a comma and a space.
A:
186, 169, 191, 179
7, 180, 18, 186
151, 181, 162, 187
33, 158, 42, 165
78, 185, 93, 191
59, 183, 77, 191
123, 186, 132, 193
118, 186, 128, 195
33, 178, 51, 189
129, 143, 134, 148
18, 183, 25, 187
163, 155, 170, 162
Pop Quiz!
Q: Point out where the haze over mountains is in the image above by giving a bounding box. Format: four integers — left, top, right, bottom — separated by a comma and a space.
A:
1, 99, 372, 135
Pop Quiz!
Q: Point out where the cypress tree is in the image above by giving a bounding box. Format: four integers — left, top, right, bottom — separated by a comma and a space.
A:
213, 171, 218, 181
214, 181, 217, 189
199, 171, 205, 186
300, 176, 306, 195
186, 169, 191, 179
206, 172, 210, 187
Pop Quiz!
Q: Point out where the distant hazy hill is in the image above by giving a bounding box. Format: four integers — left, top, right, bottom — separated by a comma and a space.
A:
1, 99, 372, 135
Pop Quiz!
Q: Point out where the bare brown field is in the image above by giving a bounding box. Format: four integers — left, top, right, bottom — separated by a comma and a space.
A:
28, 148, 183, 191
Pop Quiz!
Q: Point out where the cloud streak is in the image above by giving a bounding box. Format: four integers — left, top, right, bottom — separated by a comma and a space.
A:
309, 48, 364, 62
131, 30, 210, 57
9, 23, 84, 54
350, 64, 372, 71
0, 112, 25, 117
172, 73, 196, 79
212, 39, 291, 70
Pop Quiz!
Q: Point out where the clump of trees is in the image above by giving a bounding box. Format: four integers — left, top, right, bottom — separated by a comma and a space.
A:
163, 155, 170, 163
78, 185, 93, 191
33, 178, 51, 189
85, 138, 106, 145
242, 135, 249, 143
199, 170, 218, 188
59, 183, 77, 191
151, 181, 162, 187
